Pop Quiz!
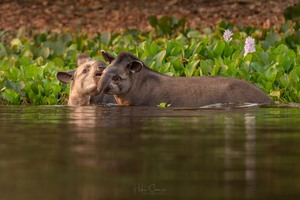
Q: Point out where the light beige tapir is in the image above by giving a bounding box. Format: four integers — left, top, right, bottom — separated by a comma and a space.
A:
97, 51, 273, 107
56, 54, 115, 106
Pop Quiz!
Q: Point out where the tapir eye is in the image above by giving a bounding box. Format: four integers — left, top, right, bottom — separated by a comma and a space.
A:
112, 75, 122, 81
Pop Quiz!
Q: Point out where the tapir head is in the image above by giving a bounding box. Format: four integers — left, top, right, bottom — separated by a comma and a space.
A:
97, 51, 143, 96
56, 54, 106, 97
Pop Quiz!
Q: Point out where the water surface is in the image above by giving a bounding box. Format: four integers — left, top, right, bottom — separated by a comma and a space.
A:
0, 104, 300, 200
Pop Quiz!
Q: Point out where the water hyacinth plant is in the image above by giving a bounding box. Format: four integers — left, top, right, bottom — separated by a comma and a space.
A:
0, 16, 300, 105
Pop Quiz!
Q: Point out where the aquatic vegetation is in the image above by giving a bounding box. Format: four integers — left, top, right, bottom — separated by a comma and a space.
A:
0, 15, 300, 105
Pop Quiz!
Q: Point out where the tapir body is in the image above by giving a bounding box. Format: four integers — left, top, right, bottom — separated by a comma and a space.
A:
97, 51, 273, 107
56, 54, 116, 106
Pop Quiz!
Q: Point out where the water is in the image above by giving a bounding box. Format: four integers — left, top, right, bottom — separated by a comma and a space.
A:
1, 104, 300, 200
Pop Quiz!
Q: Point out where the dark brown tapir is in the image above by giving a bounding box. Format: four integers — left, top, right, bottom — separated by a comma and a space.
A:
56, 54, 116, 106
97, 51, 273, 107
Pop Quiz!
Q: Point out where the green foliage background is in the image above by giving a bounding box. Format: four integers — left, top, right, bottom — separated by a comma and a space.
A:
0, 13, 300, 105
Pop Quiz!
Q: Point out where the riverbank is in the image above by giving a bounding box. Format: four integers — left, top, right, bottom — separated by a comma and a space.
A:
0, 0, 298, 36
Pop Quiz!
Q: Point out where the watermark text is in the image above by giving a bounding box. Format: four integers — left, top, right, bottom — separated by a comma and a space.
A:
134, 183, 166, 195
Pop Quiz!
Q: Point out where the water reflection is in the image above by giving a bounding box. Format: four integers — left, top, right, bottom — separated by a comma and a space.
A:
1, 105, 300, 199
70, 107, 98, 168
244, 114, 256, 199
224, 114, 257, 199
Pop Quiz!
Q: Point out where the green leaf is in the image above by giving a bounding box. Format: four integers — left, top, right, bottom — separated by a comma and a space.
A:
154, 50, 166, 68
289, 68, 300, 88
259, 52, 270, 65
100, 32, 111, 45
184, 60, 200, 77
68, 44, 78, 51
280, 74, 290, 88
187, 30, 201, 38
10, 38, 22, 49
40, 47, 50, 59
20, 56, 32, 66
170, 57, 184, 73
50, 84, 61, 95
261, 32, 281, 50
30, 82, 39, 94
53, 58, 65, 67
8, 67, 21, 81
250, 62, 264, 74
25, 64, 38, 79
45, 97, 58, 105
231, 50, 241, 61
1, 88, 20, 105
270, 90, 281, 99
240, 61, 250, 73
200, 60, 213, 75
156, 63, 171, 74
144, 42, 160, 56
212, 40, 225, 57
148, 16, 158, 28
3, 80, 24, 94
157, 102, 171, 108
284, 4, 300, 20
166, 41, 182, 56
265, 65, 278, 82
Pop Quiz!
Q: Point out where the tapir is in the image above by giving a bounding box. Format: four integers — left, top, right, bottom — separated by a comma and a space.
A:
97, 51, 273, 107
56, 54, 116, 106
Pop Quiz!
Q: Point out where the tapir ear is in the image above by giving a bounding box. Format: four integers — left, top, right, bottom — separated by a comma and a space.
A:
128, 60, 143, 73
56, 70, 75, 84
77, 54, 92, 66
101, 50, 116, 63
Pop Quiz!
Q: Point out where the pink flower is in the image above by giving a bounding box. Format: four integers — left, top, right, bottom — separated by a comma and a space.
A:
244, 36, 256, 57
223, 29, 233, 42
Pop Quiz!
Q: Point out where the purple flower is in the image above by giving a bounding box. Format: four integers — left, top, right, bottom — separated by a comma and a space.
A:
244, 36, 256, 57
223, 29, 233, 42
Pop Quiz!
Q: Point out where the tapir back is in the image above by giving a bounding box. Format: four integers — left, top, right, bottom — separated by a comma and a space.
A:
123, 69, 273, 107
162, 76, 272, 106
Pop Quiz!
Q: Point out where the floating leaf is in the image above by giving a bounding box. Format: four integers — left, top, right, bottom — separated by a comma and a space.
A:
157, 102, 171, 108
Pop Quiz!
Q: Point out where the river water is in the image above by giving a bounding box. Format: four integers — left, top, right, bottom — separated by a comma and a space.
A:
0, 104, 300, 200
